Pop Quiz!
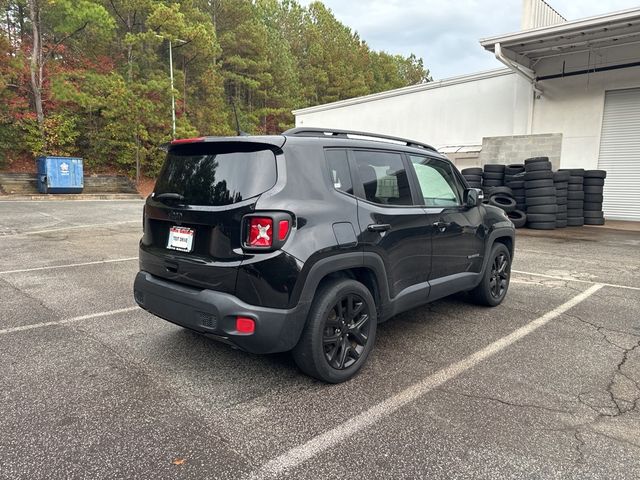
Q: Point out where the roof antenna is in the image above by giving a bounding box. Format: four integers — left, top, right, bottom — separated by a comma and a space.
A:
229, 96, 249, 136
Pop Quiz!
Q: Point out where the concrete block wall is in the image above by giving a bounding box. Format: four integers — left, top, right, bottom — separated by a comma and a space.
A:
479, 133, 562, 168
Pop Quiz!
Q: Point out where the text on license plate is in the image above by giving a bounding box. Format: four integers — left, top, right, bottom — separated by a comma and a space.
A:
167, 226, 194, 252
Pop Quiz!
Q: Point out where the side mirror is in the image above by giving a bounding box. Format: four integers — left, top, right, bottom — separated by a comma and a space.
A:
465, 188, 483, 208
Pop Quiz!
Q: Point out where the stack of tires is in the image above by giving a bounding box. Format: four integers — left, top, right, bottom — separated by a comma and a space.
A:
524, 157, 556, 230
561, 169, 585, 226
485, 186, 526, 228
553, 170, 570, 228
461, 168, 483, 189
583, 170, 606, 225
504, 164, 526, 212
482, 165, 505, 191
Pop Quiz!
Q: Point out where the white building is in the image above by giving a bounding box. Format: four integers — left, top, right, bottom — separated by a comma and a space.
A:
293, 1, 640, 221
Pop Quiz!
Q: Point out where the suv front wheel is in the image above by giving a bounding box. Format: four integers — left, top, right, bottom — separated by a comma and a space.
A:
293, 278, 377, 383
469, 243, 511, 306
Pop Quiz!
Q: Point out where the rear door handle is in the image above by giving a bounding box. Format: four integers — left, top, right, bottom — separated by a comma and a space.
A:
367, 223, 391, 232
433, 221, 448, 232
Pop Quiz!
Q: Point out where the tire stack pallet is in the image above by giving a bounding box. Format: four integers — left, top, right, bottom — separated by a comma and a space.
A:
461, 167, 483, 189
561, 169, 585, 226
553, 170, 570, 228
583, 170, 606, 225
524, 157, 556, 230
504, 164, 526, 212
482, 164, 505, 193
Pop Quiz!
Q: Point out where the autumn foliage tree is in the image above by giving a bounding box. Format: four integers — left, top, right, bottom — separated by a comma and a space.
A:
0, 0, 431, 175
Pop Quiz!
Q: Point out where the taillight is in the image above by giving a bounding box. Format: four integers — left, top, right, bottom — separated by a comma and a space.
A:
242, 213, 293, 250
278, 220, 290, 241
247, 217, 273, 247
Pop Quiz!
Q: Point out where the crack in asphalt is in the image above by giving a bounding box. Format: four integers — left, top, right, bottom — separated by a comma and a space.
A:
436, 388, 572, 415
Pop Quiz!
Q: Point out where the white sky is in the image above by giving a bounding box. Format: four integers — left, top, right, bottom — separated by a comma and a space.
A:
299, 0, 640, 79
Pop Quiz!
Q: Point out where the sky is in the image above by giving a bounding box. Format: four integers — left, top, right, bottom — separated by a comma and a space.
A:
298, 0, 640, 79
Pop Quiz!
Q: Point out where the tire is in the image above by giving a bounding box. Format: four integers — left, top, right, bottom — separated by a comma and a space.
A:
507, 210, 526, 228
489, 194, 516, 212
527, 213, 556, 223
292, 279, 377, 383
583, 186, 603, 194
524, 170, 554, 180
583, 202, 603, 211
525, 187, 556, 198
462, 167, 483, 175
553, 171, 570, 182
556, 219, 568, 228
584, 194, 603, 203
524, 156, 549, 164
584, 178, 604, 187
567, 184, 583, 191
584, 218, 605, 225
567, 200, 583, 209
525, 161, 552, 172
463, 174, 483, 182
506, 180, 525, 189
567, 191, 585, 200
468, 243, 511, 307
567, 217, 584, 226
505, 165, 524, 175
568, 176, 584, 184
557, 204, 567, 213
584, 170, 606, 179
525, 179, 554, 189
527, 204, 558, 214
484, 164, 505, 173
483, 172, 504, 180
554, 182, 569, 190
560, 168, 585, 176
525, 195, 556, 206
557, 197, 568, 205
527, 222, 556, 230
484, 186, 513, 196
483, 180, 502, 187
567, 209, 584, 217
584, 211, 604, 219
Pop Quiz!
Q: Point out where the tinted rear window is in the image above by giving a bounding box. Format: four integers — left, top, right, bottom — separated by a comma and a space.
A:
154, 145, 277, 206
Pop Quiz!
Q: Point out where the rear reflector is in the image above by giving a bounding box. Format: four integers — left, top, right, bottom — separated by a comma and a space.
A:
247, 217, 273, 247
236, 317, 255, 334
170, 137, 205, 145
278, 220, 290, 241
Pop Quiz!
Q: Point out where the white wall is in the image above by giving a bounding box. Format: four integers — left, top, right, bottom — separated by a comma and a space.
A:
531, 44, 640, 169
294, 70, 531, 149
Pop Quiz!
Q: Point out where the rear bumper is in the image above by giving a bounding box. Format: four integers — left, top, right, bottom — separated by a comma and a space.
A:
133, 271, 309, 354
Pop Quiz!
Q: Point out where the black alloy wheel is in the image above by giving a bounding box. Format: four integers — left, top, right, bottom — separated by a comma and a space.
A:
489, 252, 510, 300
323, 294, 371, 370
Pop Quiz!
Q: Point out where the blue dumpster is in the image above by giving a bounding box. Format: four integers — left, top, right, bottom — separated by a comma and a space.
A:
36, 156, 84, 194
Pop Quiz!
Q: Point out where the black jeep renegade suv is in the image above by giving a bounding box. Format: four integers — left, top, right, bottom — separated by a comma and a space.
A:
134, 128, 515, 383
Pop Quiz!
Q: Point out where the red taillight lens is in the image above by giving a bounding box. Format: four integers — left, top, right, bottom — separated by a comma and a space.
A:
236, 317, 255, 334
170, 137, 205, 145
278, 220, 290, 241
247, 217, 273, 247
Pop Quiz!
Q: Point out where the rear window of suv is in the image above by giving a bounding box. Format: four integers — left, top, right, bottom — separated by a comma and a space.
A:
154, 144, 277, 206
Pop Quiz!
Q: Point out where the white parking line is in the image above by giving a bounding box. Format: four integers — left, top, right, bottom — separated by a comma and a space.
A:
249, 283, 604, 480
0, 220, 140, 237
0, 257, 138, 275
513, 269, 640, 292
0, 306, 139, 336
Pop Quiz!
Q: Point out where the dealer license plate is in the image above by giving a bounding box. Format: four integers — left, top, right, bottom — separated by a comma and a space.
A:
167, 226, 194, 252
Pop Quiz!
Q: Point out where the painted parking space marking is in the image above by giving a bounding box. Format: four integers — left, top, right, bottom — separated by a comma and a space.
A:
0, 257, 138, 275
248, 283, 604, 480
0, 307, 139, 336
0, 220, 140, 237
513, 269, 640, 291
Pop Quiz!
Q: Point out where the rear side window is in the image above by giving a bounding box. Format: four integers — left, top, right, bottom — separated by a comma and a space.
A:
353, 150, 412, 205
409, 155, 462, 207
155, 146, 277, 206
325, 149, 353, 195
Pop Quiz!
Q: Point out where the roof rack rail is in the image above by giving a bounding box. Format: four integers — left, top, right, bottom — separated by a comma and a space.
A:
282, 127, 438, 152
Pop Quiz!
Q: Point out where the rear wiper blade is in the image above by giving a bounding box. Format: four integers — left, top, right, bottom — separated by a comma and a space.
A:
154, 192, 185, 203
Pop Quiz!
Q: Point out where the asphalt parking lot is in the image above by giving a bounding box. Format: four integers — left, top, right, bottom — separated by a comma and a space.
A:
1, 200, 639, 480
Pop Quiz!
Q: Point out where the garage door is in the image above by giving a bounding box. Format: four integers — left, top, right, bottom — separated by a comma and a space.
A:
598, 88, 640, 221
